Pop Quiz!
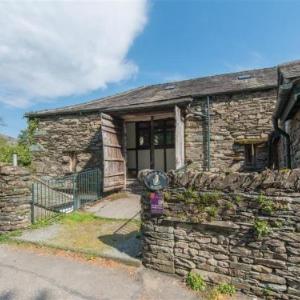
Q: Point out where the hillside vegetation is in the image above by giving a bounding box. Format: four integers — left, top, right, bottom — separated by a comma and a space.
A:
0, 119, 38, 167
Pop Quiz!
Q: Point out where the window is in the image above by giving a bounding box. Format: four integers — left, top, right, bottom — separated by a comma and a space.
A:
244, 144, 256, 168
137, 122, 150, 147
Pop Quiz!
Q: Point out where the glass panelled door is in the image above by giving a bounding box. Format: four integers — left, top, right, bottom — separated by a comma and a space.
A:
126, 118, 175, 177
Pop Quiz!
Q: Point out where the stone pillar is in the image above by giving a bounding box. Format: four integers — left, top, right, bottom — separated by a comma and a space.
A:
0, 164, 32, 232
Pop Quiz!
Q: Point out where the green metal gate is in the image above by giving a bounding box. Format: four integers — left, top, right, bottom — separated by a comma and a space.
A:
31, 168, 102, 223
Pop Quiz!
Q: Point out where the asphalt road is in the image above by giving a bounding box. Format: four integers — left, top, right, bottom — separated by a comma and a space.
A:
0, 244, 198, 300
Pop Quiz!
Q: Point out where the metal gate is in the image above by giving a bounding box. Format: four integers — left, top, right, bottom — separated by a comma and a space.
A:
31, 168, 102, 223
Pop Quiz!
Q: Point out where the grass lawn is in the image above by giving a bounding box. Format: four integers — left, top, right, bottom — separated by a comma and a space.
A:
50, 212, 141, 256
2, 211, 142, 264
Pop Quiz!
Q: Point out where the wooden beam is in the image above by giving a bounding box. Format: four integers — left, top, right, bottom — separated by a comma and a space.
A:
123, 111, 174, 122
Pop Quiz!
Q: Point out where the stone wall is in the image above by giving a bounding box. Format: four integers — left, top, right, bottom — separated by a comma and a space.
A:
141, 169, 300, 299
31, 112, 102, 177
185, 89, 277, 172
0, 164, 31, 232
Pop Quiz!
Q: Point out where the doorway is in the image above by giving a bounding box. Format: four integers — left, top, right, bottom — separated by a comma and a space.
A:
126, 118, 175, 177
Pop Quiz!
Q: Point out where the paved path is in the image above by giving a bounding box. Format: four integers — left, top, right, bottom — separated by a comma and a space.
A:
0, 244, 198, 300
85, 193, 141, 220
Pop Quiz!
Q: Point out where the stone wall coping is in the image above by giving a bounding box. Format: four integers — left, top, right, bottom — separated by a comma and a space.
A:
168, 167, 300, 193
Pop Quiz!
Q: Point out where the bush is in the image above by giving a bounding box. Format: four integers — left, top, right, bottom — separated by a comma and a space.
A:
0, 118, 38, 167
216, 283, 236, 295
186, 271, 206, 291
0, 141, 31, 166
254, 219, 271, 238
257, 194, 274, 214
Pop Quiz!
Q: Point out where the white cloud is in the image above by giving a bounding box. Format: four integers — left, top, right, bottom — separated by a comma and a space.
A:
0, 0, 148, 108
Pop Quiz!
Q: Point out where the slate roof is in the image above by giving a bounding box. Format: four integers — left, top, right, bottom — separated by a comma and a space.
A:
279, 60, 300, 80
26, 66, 277, 117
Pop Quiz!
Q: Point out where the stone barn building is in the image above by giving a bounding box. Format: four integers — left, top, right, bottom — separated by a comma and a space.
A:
271, 61, 300, 169
26, 66, 279, 192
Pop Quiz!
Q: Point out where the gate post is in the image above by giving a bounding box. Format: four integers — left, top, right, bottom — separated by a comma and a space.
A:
31, 183, 35, 224
73, 174, 79, 210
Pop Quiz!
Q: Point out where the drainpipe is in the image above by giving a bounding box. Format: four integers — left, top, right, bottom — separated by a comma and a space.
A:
270, 68, 298, 169
186, 96, 211, 171
206, 96, 211, 171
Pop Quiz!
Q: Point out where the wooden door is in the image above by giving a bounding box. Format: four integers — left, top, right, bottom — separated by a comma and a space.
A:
101, 113, 125, 192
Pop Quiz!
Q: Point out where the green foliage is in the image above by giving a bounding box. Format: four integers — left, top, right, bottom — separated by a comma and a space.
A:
257, 194, 275, 214
184, 187, 199, 202
273, 219, 283, 228
30, 214, 62, 229
262, 287, 272, 297
216, 283, 236, 295
205, 206, 218, 218
163, 191, 171, 202
18, 118, 39, 147
200, 191, 220, 205
225, 201, 234, 210
175, 187, 198, 202
0, 119, 38, 167
0, 140, 31, 166
234, 194, 242, 204
0, 230, 22, 243
186, 272, 206, 291
254, 219, 271, 238
62, 212, 98, 223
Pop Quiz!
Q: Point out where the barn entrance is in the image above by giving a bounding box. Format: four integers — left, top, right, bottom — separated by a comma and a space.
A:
126, 118, 176, 178
101, 106, 185, 191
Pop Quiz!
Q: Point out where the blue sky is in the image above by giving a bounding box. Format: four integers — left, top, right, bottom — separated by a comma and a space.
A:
1, 0, 300, 137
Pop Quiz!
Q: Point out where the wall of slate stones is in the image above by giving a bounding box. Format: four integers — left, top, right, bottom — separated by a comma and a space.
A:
0, 164, 31, 232
31, 112, 102, 177
185, 89, 277, 172
141, 168, 300, 299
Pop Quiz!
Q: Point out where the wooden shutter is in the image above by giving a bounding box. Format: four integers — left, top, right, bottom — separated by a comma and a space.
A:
101, 113, 125, 192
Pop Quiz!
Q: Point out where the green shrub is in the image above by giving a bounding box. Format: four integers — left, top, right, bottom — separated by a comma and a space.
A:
175, 187, 198, 203
0, 119, 38, 167
0, 142, 31, 166
205, 206, 218, 218
254, 219, 271, 238
184, 187, 199, 202
200, 191, 220, 205
163, 191, 171, 201
186, 272, 206, 291
234, 194, 242, 204
216, 283, 236, 295
225, 201, 234, 210
257, 194, 274, 214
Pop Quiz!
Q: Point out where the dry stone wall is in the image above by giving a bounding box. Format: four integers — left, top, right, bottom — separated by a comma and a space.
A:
185, 89, 277, 172
0, 164, 31, 232
31, 112, 102, 177
141, 168, 300, 299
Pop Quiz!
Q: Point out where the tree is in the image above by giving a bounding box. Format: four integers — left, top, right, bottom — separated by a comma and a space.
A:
18, 118, 38, 146
0, 118, 38, 167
